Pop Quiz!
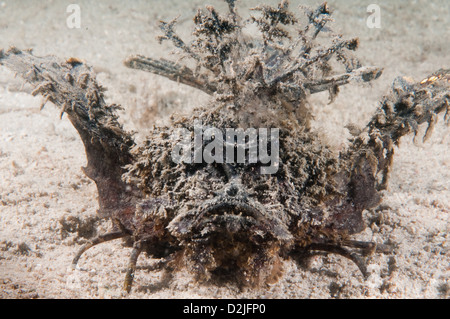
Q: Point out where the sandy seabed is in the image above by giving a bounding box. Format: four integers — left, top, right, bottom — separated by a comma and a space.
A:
0, 0, 448, 299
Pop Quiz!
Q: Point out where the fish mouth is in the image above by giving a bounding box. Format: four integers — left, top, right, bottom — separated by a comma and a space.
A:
166, 180, 292, 285
186, 200, 269, 241
167, 193, 289, 285
167, 186, 292, 243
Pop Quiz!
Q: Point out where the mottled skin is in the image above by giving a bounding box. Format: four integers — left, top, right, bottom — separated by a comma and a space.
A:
0, 1, 448, 292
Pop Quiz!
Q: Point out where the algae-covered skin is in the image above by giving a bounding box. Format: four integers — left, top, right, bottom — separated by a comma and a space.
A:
0, 1, 448, 292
